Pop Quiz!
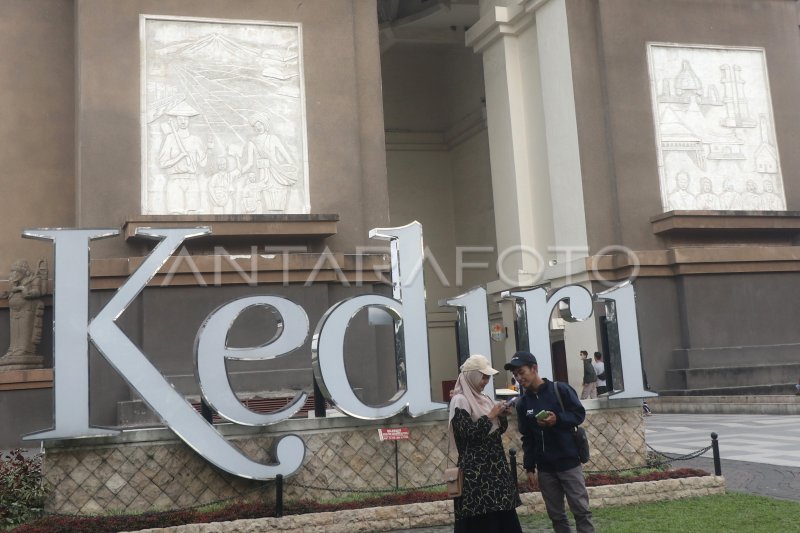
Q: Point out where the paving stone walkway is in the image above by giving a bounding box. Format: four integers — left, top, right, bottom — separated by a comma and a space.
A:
645, 413, 800, 501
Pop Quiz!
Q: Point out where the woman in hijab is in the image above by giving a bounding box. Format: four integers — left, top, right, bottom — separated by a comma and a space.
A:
449, 354, 522, 533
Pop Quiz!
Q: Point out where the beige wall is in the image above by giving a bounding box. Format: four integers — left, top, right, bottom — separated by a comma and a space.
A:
562, 0, 800, 391
0, 0, 397, 448
0, 0, 390, 267
568, 0, 800, 252
383, 44, 497, 300
386, 149, 456, 304
382, 42, 497, 391
73, 0, 388, 257
382, 44, 452, 131
386, 144, 492, 397
452, 130, 498, 290
0, 0, 75, 272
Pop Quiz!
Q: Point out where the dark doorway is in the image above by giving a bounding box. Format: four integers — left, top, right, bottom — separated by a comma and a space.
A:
551, 340, 568, 382
599, 316, 614, 391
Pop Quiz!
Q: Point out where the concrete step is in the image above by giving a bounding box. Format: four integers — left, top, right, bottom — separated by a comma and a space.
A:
659, 383, 797, 396
673, 343, 800, 369
656, 393, 799, 403
666, 363, 800, 390
648, 394, 800, 415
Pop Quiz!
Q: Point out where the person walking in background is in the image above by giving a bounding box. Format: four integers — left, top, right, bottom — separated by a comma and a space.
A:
449, 354, 522, 533
579, 350, 597, 400
506, 351, 595, 533
593, 352, 608, 395
795, 376, 800, 396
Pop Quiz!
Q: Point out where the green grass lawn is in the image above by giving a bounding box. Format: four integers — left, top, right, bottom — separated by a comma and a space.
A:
519, 493, 800, 533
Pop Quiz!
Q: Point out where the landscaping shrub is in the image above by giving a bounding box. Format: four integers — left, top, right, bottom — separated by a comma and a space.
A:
286, 489, 448, 515
8, 504, 267, 533
583, 468, 707, 488
0, 449, 47, 529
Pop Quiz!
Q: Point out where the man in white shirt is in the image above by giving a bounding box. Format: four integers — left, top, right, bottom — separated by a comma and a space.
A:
593, 352, 607, 395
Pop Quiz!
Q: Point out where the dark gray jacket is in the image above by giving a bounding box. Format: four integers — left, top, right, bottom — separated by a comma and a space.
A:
582, 359, 597, 385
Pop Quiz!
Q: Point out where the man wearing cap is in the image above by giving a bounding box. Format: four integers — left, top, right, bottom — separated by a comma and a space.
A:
505, 351, 594, 533
158, 100, 211, 213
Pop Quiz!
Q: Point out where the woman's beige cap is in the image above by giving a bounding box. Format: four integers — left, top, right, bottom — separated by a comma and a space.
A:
460, 354, 499, 375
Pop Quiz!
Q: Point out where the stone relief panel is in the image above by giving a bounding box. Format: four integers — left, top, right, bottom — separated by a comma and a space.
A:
647, 44, 785, 212
141, 16, 309, 215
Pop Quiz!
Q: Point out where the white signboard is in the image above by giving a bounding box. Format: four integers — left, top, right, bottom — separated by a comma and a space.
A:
648, 43, 785, 212
141, 15, 310, 215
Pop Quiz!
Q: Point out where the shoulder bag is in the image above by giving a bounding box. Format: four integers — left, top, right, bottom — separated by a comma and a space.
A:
553, 381, 591, 464
443, 425, 463, 497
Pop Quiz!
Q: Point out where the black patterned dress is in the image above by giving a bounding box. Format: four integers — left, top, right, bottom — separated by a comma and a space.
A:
451, 407, 522, 533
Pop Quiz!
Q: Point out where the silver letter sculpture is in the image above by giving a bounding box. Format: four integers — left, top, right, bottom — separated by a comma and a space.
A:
23, 227, 304, 479
312, 221, 446, 419
595, 282, 657, 399
441, 287, 494, 399
17, 222, 655, 481
503, 285, 595, 380
195, 296, 309, 425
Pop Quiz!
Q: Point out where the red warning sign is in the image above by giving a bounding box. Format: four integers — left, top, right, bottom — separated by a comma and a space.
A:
378, 427, 410, 441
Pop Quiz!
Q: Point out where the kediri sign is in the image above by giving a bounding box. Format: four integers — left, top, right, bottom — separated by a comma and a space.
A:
21, 222, 653, 480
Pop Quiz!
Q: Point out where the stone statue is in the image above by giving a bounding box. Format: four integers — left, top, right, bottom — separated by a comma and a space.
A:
0, 260, 47, 370
158, 101, 212, 214
695, 178, 720, 210
208, 156, 239, 214
720, 179, 742, 210
741, 179, 763, 210
761, 180, 784, 210
667, 171, 697, 210
240, 114, 298, 212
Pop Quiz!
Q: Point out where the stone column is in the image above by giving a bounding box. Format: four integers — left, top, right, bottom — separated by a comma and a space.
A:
468, 0, 600, 371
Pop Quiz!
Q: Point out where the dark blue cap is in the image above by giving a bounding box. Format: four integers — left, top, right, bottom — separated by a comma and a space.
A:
504, 351, 537, 370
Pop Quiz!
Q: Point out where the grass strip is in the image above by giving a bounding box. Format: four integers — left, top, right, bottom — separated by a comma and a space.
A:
520, 492, 800, 533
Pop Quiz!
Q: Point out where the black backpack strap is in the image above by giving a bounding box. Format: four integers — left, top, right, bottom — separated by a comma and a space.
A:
553, 381, 565, 412
553, 381, 577, 433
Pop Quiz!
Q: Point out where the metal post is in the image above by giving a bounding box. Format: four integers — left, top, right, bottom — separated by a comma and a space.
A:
711, 432, 722, 476
394, 440, 399, 490
275, 474, 284, 518
509, 449, 518, 488
313, 377, 326, 418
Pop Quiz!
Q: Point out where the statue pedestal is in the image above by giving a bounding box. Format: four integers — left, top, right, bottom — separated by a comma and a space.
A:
0, 367, 52, 391
0, 354, 44, 371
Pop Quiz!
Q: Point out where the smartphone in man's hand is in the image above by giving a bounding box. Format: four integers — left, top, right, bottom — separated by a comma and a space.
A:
535, 410, 549, 421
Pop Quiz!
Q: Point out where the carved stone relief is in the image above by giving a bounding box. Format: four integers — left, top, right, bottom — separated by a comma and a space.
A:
647, 44, 785, 212
141, 16, 309, 215
0, 260, 47, 371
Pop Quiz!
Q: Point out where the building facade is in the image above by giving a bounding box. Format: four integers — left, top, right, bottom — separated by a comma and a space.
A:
1, 0, 800, 449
